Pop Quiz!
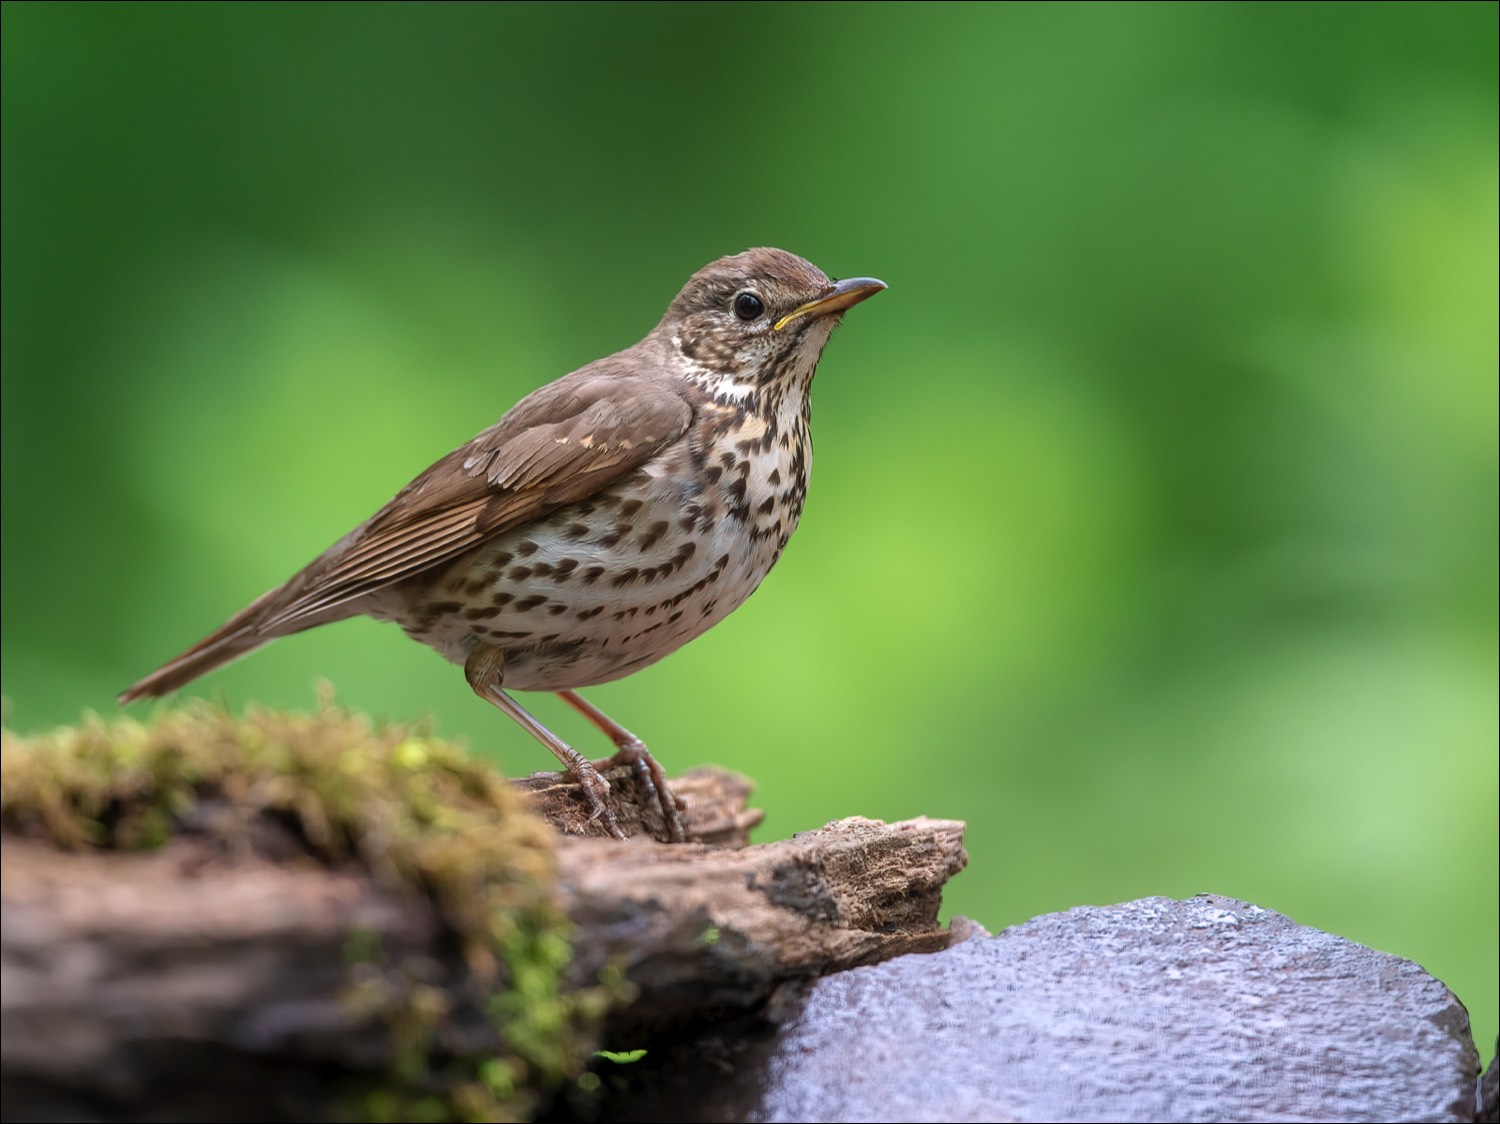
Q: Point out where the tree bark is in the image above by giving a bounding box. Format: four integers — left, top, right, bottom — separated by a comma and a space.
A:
0, 763, 966, 1121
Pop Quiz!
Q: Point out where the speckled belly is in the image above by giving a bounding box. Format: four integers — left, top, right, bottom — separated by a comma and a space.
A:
370, 461, 799, 692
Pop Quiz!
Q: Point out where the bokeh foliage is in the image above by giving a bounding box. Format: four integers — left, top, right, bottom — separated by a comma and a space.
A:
4, 1, 1495, 1058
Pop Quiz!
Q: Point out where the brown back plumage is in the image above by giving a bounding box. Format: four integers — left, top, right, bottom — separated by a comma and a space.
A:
120, 356, 693, 701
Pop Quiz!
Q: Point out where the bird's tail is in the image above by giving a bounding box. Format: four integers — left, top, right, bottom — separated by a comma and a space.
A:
118, 587, 290, 703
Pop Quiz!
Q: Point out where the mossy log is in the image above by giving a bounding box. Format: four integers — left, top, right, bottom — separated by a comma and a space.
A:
0, 706, 966, 1122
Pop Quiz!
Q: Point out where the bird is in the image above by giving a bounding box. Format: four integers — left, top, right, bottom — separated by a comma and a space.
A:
120, 248, 886, 842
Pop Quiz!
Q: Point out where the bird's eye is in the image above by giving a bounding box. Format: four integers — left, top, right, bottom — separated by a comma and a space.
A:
733, 291, 765, 321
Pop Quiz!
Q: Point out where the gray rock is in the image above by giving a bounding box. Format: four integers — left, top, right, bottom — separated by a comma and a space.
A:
1479, 1040, 1498, 1122
582, 894, 1481, 1123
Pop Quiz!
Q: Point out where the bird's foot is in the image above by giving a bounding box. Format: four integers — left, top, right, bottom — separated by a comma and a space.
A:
567, 758, 627, 840
595, 736, 687, 844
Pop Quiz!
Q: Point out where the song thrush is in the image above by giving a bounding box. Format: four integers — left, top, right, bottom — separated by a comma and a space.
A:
121, 248, 886, 841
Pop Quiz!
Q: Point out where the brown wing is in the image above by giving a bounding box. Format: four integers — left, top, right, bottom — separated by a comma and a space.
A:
262, 368, 693, 626
120, 361, 693, 701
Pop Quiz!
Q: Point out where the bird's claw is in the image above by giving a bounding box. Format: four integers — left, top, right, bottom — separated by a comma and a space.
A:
594, 737, 688, 843
570, 763, 627, 840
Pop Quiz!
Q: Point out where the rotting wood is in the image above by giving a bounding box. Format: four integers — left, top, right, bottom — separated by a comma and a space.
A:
0, 762, 966, 1121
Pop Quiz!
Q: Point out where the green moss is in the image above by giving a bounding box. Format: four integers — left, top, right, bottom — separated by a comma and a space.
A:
0, 697, 614, 1122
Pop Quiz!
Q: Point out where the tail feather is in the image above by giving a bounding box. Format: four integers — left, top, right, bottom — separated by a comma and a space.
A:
119, 587, 290, 703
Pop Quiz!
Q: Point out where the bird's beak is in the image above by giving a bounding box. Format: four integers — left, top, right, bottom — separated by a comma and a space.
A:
774, 276, 887, 332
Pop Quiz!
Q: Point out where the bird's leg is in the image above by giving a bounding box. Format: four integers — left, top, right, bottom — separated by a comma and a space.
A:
464, 645, 625, 840
556, 689, 687, 844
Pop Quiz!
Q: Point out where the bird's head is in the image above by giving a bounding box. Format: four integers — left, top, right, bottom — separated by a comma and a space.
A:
659, 247, 885, 394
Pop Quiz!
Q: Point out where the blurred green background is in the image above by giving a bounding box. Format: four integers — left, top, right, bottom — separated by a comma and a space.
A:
4, 2, 1495, 1059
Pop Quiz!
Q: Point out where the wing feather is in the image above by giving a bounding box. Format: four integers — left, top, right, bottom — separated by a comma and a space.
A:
259, 368, 692, 630
120, 355, 695, 702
